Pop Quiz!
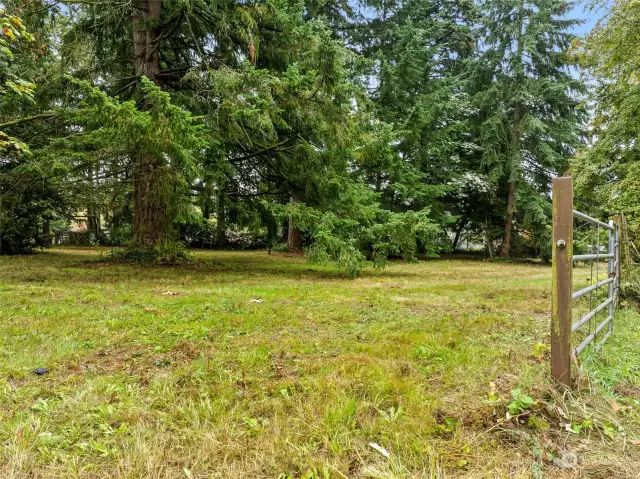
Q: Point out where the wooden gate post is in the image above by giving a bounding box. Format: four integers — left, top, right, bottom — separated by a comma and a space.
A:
551, 177, 573, 386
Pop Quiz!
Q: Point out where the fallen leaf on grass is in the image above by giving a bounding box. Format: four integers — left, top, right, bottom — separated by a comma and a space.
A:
609, 398, 621, 413
369, 442, 390, 458
553, 450, 578, 469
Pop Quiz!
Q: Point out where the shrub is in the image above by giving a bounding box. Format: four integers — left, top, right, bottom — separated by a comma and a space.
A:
620, 266, 640, 306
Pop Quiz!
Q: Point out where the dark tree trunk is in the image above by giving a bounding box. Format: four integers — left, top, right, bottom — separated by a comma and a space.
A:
500, 180, 516, 257
133, 0, 161, 85
216, 180, 227, 246
133, 156, 172, 246
43, 217, 50, 241
203, 196, 210, 220
112, 213, 120, 231
501, 101, 521, 258
86, 166, 100, 242
281, 218, 289, 244
452, 217, 466, 251
131, 0, 168, 247
287, 194, 301, 251
485, 211, 494, 260
87, 211, 99, 241
375, 173, 382, 192
288, 225, 302, 251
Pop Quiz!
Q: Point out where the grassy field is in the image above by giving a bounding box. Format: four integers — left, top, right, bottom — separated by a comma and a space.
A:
1, 248, 639, 478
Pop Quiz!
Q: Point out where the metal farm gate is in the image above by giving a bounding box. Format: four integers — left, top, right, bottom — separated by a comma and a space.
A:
550, 177, 621, 387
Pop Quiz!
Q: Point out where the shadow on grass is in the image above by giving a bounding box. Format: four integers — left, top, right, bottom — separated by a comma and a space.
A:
0, 247, 422, 284
4, 247, 551, 288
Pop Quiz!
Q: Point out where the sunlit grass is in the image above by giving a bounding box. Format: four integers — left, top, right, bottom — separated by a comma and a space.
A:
0, 248, 638, 478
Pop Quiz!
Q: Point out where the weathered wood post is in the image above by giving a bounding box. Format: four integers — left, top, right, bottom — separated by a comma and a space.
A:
551, 177, 573, 386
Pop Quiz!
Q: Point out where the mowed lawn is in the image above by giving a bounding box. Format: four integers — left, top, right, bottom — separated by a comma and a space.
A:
1, 248, 639, 478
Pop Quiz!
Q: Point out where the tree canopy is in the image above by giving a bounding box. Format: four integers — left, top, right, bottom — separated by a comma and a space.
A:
0, 0, 634, 273
573, 0, 640, 238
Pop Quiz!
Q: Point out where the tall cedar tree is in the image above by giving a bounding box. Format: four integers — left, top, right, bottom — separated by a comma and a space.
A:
473, 0, 584, 256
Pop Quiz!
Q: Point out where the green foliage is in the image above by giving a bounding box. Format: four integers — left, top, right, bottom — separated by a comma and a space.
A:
274, 184, 442, 275
506, 389, 536, 416
620, 267, 640, 306
0, 0, 601, 267
573, 0, 640, 239
0, 10, 35, 154
471, 0, 584, 255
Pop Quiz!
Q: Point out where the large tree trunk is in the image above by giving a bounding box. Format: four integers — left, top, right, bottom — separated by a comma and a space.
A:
87, 211, 100, 242
133, 156, 172, 246
287, 224, 302, 251
131, 0, 167, 247
202, 191, 211, 220
501, 95, 522, 257
86, 166, 100, 242
133, 0, 161, 84
287, 194, 302, 252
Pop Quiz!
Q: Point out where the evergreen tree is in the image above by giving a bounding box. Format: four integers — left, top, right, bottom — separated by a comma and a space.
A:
349, 0, 479, 221
573, 0, 640, 237
472, 0, 584, 256
0, 0, 593, 266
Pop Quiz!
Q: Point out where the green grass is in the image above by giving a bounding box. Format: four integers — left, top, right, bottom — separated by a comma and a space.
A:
1, 248, 639, 478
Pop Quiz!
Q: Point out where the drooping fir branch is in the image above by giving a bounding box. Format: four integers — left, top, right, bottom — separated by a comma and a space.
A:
0, 113, 57, 129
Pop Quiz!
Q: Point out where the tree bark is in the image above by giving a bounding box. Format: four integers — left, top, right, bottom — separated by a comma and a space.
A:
133, 0, 161, 85
500, 179, 516, 257
452, 217, 466, 251
133, 156, 172, 246
287, 194, 301, 251
87, 212, 99, 241
131, 0, 168, 247
203, 193, 211, 220
288, 224, 302, 251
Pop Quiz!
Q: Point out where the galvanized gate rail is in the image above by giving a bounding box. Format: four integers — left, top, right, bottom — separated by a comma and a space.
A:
551, 177, 621, 387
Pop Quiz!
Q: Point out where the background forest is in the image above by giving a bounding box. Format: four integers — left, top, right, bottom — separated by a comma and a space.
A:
0, 0, 637, 272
